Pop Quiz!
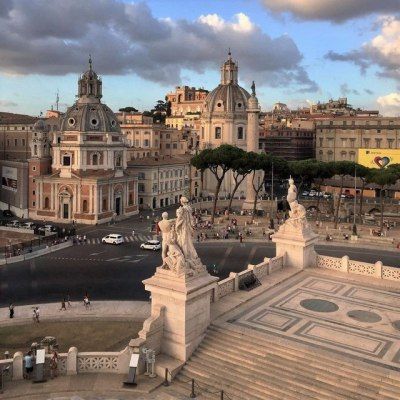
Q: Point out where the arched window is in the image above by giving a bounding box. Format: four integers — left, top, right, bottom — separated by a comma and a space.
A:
102, 198, 107, 211
237, 127, 244, 140
83, 200, 88, 212
44, 197, 49, 209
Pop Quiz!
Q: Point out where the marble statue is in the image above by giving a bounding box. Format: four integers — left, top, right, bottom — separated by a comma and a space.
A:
286, 177, 307, 225
159, 197, 206, 277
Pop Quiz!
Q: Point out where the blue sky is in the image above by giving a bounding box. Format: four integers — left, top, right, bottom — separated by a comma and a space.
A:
0, 0, 399, 116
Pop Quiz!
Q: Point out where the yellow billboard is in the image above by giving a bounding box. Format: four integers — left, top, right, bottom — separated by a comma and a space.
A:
357, 149, 400, 169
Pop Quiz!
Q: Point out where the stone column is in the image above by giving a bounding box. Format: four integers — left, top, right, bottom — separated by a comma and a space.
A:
242, 93, 260, 210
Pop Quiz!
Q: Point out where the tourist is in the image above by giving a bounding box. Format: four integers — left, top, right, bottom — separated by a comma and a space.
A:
24, 351, 34, 379
50, 350, 58, 379
66, 293, 71, 307
9, 303, 14, 318
83, 295, 90, 309
60, 298, 66, 311
33, 307, 40, 323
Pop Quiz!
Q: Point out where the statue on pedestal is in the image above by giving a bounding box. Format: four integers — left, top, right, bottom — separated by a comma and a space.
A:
278, 177, 310, 234
158, 197, 206, 277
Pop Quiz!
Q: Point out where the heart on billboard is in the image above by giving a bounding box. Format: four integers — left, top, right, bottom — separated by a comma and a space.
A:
374, 156, 390, 168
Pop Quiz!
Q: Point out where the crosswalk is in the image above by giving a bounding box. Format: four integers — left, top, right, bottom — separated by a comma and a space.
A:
81, 234, 156, 245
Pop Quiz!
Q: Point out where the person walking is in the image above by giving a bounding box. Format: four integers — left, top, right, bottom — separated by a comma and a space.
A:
9, 303, 14, 319
50, 350, 58, 379
33, 307, 40, 323
66, 293, 71, 307
24, 351, 34, 379
132, 229, 135, 237
59, 298, 66, 311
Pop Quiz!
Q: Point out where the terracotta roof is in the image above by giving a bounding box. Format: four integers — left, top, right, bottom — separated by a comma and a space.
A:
0, 112, 38, 125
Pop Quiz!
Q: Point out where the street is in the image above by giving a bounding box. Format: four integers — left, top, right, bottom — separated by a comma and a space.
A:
0, 236, 399, 307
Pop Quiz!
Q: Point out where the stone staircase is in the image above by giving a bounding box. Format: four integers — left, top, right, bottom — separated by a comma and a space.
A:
168, 322, 400, 400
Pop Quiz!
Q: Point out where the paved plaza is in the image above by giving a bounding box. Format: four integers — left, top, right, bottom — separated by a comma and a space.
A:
224, 269, 400, 371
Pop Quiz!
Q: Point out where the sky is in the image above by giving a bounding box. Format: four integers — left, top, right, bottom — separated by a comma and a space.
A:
0, 0, 399, 116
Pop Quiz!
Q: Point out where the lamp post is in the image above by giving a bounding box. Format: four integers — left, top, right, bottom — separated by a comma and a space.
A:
353, 165, 357, 236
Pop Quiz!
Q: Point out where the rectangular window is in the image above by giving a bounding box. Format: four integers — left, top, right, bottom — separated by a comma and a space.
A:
14, 139, 18, 146
375, 139, 382, 148
166, 143, 170, 149
173, 143, 177, 149
63, 155, 71, 166
138, 172, 145, 180
215, 127, 221, 139
143, 139, 149, 147
138, 183, 145, 193
22, 139, 26, 146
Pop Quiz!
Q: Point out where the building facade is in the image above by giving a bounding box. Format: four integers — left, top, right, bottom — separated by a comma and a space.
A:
29, 59, 138, 224
316, 116, 400, 163
128, 154, 199, 209
166, 86, 208, 116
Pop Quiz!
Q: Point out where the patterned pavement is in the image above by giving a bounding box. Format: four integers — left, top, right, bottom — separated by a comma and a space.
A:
228, 271, 400, 370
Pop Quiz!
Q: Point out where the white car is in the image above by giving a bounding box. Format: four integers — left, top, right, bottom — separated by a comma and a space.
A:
102, 234, 124, 245
140, 240, 161, 251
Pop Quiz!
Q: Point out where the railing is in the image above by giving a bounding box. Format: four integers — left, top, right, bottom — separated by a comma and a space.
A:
77, 353, 119, 373
317, 254, 400, 281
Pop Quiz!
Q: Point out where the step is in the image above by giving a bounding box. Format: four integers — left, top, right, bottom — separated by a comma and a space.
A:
210, 324, 400, 387
197, 339, 386, 400
202, 331, 400, 399
180, 366, 283, 400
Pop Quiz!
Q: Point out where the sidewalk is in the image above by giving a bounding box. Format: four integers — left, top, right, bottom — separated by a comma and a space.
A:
0, 301, 150, 327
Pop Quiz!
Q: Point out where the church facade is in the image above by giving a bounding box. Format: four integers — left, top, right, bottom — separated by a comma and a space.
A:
28, 59, 138, 224
200, 53, 260, 198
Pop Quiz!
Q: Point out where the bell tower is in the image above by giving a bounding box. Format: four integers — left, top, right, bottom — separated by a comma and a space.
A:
77, 55, 102, 103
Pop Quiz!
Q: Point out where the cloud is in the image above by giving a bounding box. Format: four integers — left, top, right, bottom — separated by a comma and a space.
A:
340, 83, 359, 97
364, 88, 374, 95
261, 0, 400, 23
325, 16, 400, 81
0, 0, 317, 92
376, 92, 400, 115
0, 100, 18, 107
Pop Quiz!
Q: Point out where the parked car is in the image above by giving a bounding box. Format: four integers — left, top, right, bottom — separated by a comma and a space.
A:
301, 191, 309, 197
140, 240, 161, 251
23, 222, 37, 230
102, 234, 124, 245
2, 210, 14, 217
323, 193, 333, 199
345, 194, 355, 199
7, 220, 20, 228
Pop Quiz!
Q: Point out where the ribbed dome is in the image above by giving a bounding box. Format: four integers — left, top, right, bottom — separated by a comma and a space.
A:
204, 83, 250, 114
60, 102, 120, 133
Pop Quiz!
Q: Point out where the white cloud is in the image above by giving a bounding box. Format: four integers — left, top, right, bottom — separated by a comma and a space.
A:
0, 1, 317, 92
261, 0, 400, 23
376, 92, 400, 116
326, 16, 400, 81
0, 100, 18, 107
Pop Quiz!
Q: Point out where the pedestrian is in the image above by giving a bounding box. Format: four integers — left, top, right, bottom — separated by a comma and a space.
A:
33, 306, 40, 323
60, 298, 66, 311
83, 235, 87, 243
132, 229, 135, 237
9, 303, 14, 319
24, 351, 34, 379
83, 295, 90, 309
50, 350, 58, 379
66, 293, 71, 307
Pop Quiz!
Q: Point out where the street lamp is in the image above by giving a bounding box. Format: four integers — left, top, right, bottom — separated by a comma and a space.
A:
352, 165, 357, 236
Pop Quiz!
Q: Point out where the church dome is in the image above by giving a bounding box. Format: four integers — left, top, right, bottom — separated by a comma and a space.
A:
60, 102, 120, 133
33, 119, 46, 131
60, 57, 120, 133
205, 84, 250, 114
203, 52, 250, 114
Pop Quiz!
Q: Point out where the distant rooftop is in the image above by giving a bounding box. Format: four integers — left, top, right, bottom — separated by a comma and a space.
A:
0, 112, 38, 125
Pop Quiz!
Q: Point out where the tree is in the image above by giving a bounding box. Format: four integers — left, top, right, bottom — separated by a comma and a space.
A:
332, 161, 356, 229
249, 154, 288, 220
288, 159, 320, 195
366, 169, 399, 230
354, 164, 370, 222
119, 106, 138, 113
191, 145, 242, 223
151, 99, 170, 123
227, 150, 253, 213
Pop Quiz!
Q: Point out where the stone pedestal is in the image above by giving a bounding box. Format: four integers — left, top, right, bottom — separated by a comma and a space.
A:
143, 268, 218, 362
272, 221, 319, 270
